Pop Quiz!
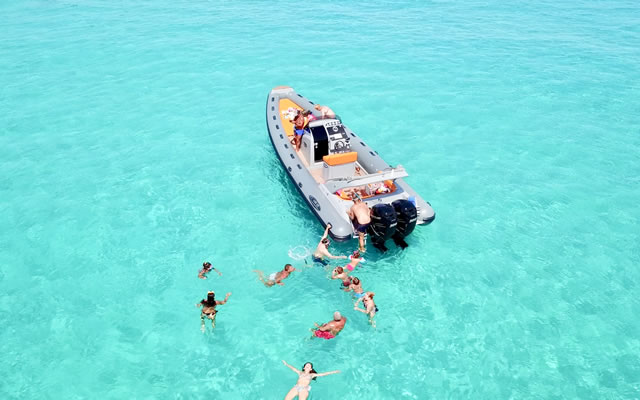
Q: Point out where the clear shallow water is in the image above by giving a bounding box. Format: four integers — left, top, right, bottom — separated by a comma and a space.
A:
1, 0, 639, 398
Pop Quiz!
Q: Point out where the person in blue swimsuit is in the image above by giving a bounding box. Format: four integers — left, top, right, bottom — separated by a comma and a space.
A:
292, 111, 309, 151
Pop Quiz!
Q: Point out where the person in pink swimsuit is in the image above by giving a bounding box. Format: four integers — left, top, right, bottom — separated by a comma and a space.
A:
345, 250, 365, 272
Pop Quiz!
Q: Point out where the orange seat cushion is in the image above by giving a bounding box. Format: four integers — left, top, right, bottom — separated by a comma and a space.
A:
323, 152, 358, 166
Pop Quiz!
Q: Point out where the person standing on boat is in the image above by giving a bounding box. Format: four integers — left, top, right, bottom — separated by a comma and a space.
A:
254, 264, 296, 287
347, 195, 371, 252
313, 224, 347, 266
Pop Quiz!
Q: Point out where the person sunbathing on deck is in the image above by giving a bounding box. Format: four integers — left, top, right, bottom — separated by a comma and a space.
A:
314, 104, 336, 119
254, 264, 296, 287
312, 224, 347, 266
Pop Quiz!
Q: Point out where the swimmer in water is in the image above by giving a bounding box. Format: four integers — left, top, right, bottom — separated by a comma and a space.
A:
198, 261, 222, 279
312, 224, 347, 266
196, 291, 231, 331
354, 291, 377, 328
282, 360, 340, 400
312, 311, 347, 340
331, 266, 352, 290
345, 250, 365, 272
254, 264, 296, 287
347, 277, 365, 299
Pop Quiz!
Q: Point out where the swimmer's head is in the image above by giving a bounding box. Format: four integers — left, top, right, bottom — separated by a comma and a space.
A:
352, 250, 360, 258
322, 238, 330, 246
352, 277, 360, 285
335, 266, 344, 274
203, 262, 212, 270
284, 264, 294, 272
367, 292, 375, 299
207, 291, 215, 304
302, 362, 317, 379
314, 105, 321, 111
333, 311, 342, 321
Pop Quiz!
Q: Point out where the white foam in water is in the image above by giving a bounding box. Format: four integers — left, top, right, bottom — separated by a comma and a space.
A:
288, 245, 311, 261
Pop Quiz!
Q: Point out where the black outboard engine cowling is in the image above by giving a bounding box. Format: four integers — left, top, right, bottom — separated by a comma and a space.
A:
367, 203, 397, 252
392, 199, 418, 249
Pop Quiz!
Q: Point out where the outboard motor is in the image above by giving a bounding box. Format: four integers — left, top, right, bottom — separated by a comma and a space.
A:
392, 199, 418, 249
367, 203, 397, 252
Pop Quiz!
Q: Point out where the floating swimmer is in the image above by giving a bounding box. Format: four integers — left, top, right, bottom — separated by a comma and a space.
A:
196, 291, 231, 331
347, 277, 365, 299
254, 264, 296, 287
345, 250, 365, 272
282, 360, 340, 400
312, 311, 347, 340
331, 266, 351, 290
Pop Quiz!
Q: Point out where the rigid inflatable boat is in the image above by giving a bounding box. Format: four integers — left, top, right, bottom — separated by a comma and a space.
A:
266, 86, 435, 251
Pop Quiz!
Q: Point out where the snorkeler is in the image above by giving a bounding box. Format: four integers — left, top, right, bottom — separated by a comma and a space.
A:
198, 261, 222, 279
354, 291, 377, 327
254, 264, 296, 287
282, 360, 340, 400
312, 311, 347, 340
196, 291, 231, 331
312, 224, 347, 266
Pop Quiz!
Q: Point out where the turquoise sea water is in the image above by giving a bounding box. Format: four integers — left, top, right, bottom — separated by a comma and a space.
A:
1, 0, 639, 398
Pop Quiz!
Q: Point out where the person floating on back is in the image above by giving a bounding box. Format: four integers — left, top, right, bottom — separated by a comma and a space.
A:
347, 194, 371, 253
312, 224, 347, 266
196, 291, 231, 331
254, 264, 296, 287
198, 261, 222, 279
312, 311, 347, 340
282, 360, 340, 400
354, 291, 378, 328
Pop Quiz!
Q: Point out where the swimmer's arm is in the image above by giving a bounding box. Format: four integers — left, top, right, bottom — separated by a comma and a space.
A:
316, 323, 330, 332
198, 270, 206, 279
321, 224, 331, 240
213, 267, 222, 276
314, 370, 340, 377
347, 209, 354, 219
355, 296, 364, 306
322, 248, 346, 260
354, 306, 368, 314
215, 292, 232, 305
282, 360, 300, 374
195, 301, 203, 308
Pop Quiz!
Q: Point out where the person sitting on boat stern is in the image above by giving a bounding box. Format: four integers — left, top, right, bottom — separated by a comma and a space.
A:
347, 194, 372, 252
196, 291, 231, 331
292, 110, 310, 151
254, 264, 296, 287
354, 291, 378, 328
313, 224, 347, 266
282, 360, 340, 400
312, 311, 347, 340
198, 261, 222, 279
